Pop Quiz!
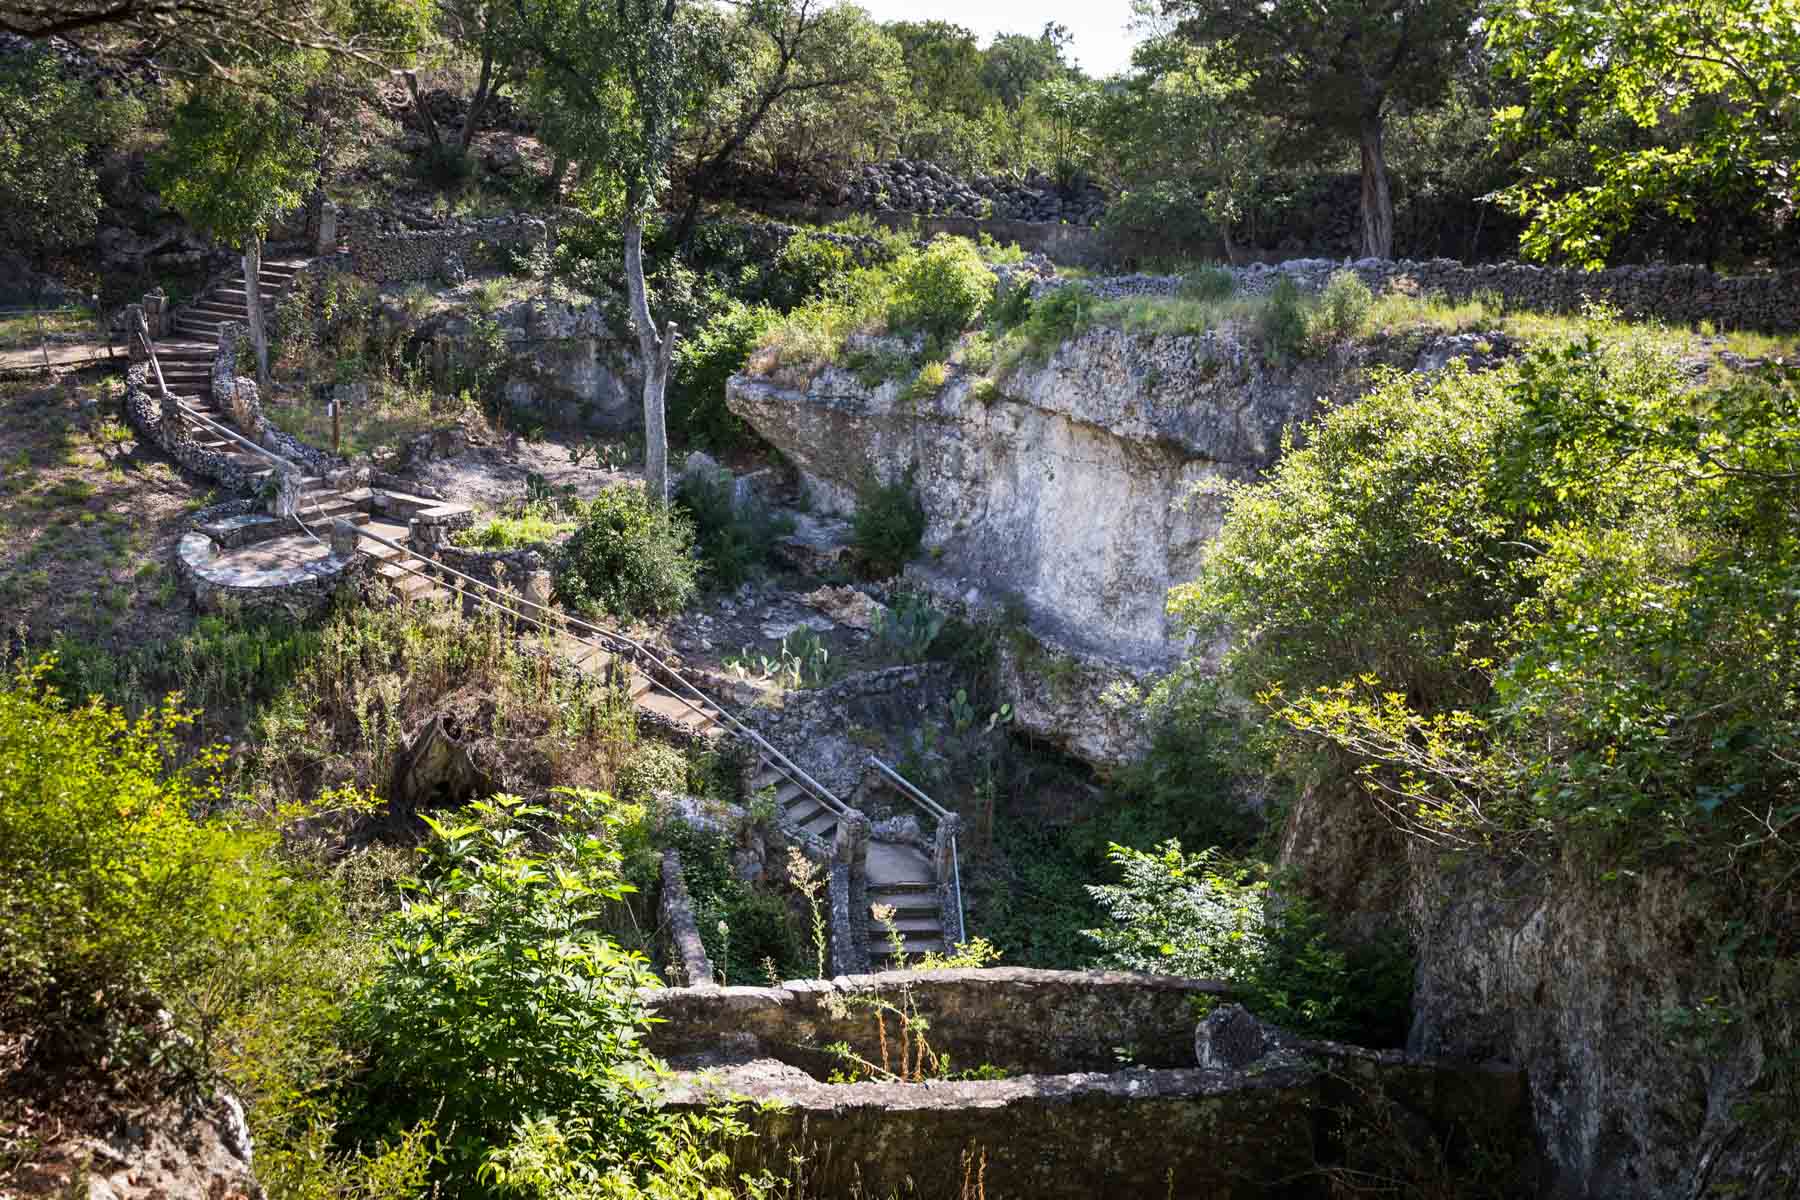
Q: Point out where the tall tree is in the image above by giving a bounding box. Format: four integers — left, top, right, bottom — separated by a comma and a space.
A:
1489, 0, 1800, 267
520, 0, 729, 503
0, 49, 141, 290
1096, 38, 1272, 263
151, 62, 319, 383
1165, 0, 1477, 258
672, 0, 901, 244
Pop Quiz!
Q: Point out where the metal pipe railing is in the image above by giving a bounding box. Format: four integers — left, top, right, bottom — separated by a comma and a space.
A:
350, 522, 849, 818
950, 834, 966, 945
867, 755, 950, 820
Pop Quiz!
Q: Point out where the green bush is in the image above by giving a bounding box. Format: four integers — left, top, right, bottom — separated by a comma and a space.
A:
1086, 841, 1412, 1044
1310, 269, 1374, 347
553, 485, 698, 619
765, 230, 853, 311
1180, 266, 1236, 302
670, 299, 778, 451
1015, 283, 1092, 357
0, 666, 261, 1026
673, 463, 789, 591
1257, 276, 1309, 362
853, 468, 927, 578
888, 235, 997, 342
342, 793, 670, 1193
616, 739, 688, 804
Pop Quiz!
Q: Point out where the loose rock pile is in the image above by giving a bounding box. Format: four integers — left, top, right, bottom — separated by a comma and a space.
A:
709, 157, 1110, 226
841, 159, 1108, 225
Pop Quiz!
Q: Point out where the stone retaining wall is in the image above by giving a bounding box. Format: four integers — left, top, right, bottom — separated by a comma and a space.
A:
645, 967, 1226, 1075
1078, 256, 1800, 333
124, 362, 265, 494
670, 1055, 1527, 1200
653, 976, 1531, 1200
175, 506, 368, 621
343, 210, 547, 283
740, 662, 957, 799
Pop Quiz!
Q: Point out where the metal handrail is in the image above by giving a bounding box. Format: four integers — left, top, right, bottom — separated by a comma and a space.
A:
867, 755, 949, 820
867, 754, 965, 945
349, 522, 849, 819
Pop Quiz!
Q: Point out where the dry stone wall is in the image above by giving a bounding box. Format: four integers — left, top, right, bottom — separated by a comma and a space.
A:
1080, 256, 1800, 333
342, 209, 547, 283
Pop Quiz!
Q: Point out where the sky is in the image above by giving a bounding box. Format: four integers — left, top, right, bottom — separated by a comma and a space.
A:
854, 0, 1146, 78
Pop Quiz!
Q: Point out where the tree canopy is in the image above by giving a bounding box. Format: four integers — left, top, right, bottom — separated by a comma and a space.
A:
1490, 0, 1800, 267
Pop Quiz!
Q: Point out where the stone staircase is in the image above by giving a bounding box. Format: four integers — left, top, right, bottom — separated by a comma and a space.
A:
866, 841, 945, 967
750, 755, 840, 841
173, 258, 307, 345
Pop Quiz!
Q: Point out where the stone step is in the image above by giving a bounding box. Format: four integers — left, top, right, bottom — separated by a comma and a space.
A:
800, 810, 838, 838
876, 915, 944, 935
378, 557, 429, 582
307, 499, 370, 523
784, 796, 829, 828
866, 890, 939, 920
869, 937, 946, 962
393, 572, 439, 599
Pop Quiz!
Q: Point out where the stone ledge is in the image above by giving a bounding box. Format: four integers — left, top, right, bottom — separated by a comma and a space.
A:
643, 966, 1228, 1077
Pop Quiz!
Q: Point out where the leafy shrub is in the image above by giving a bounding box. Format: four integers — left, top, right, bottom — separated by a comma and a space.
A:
673, 463, 790, 590
1015, 283, 1091, 357
853, 468, 927, 578
888, 236, 997, 342
342, 793, 670, 1193
1310, 268, 1374, 347
1257, 276, 1309, 362
616, 740, 689, 804
0, 666, 254, 1028
1086, 841, 1412, 1044
1181, 266, 1236, 302
670, 298, 778, 451
905, 359, 950, 401
553, 485, 698, 619
765, 230, 853, 311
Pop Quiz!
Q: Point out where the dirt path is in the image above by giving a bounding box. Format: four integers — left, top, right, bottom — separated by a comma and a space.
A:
0, 341, 124, 375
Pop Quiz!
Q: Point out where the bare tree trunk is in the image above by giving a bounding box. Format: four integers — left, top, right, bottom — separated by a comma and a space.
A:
623, 221, 674, 503
1358, 102, 1394, 259
1220, 222, 1238, 267
459, 44, 498, 154
243, 236, 269, 386
399, 69, 443, 156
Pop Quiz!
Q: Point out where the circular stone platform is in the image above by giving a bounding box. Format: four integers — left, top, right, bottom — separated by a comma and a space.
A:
177, 527, 362, 619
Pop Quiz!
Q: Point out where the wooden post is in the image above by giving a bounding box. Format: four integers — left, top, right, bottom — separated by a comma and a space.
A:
37, 308, 49, 375
331, 396, 341, 454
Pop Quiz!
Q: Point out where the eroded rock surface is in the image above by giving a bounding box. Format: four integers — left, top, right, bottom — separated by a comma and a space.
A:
729, 327, 1491, 763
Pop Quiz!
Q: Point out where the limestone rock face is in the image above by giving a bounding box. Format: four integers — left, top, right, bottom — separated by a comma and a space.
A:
727, 326, 1402, 763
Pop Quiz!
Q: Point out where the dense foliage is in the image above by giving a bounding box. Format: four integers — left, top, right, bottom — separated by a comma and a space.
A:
1086, 841, 1411, 1044
852, 468, 926, 579
1170, 324, 1799, 1145
553, 485, 699, 619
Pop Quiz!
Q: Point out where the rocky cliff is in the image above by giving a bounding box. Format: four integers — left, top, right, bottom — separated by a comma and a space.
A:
727, 326, 1504, 763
